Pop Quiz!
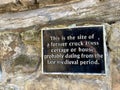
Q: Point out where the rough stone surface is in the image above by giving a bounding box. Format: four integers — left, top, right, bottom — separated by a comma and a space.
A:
0, 0, 74, 13
109, 22, 120, 51
0, 24, 111, 90
0, 31, 20, 60
0, 0, 120, 90
1, 0, 120, 30
0, 0, 15, 5
24, 78, 107, 90
108, 22, 120, 90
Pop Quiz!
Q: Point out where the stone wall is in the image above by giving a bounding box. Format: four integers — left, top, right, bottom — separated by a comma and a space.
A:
0, 0, 120, 90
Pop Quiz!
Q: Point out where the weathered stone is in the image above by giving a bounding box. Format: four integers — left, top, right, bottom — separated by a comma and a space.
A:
21, 30, 40, 42
108, 22, 120, 90
109, 22, 120, 51
112, 63, 120, 90
0, 31, 20, 60
107, 48, 120, 90
0, 0, 15, 5
25, 78, 107, 90
3, 54, 40, 74
21, 29, 41, 55
116, 64, 120, 73
0, 29, 41, 74
0, 24, 111, 90
2, 0, 120, 30
0, 86, 4, 90
0, 0, 119, 90
0, 0, 74, 13
5, 84, 20, 90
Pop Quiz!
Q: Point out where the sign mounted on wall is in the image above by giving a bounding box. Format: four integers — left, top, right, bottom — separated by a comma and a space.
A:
41, 25, 106, 75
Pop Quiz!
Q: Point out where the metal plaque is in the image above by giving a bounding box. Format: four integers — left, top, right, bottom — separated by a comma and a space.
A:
41, 25, 106, 75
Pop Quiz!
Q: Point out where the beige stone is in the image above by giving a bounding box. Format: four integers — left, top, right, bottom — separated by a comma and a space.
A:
0, 0, 119, 90
0, 31, 19, 60
0, 0, 76, 14
109, 22, 120, 51
0, 24, 111, 90
0, 0, 15, 5
21, 29, 41, 55
1, 29, 41, 73
109, 22, 120, 90
25, 78, 104, 90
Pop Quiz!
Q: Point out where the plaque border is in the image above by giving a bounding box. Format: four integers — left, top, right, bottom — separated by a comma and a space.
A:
41, 25, 107, 75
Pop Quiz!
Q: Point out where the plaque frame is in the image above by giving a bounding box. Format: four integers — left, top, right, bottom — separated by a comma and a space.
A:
41, 25, 107, 75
